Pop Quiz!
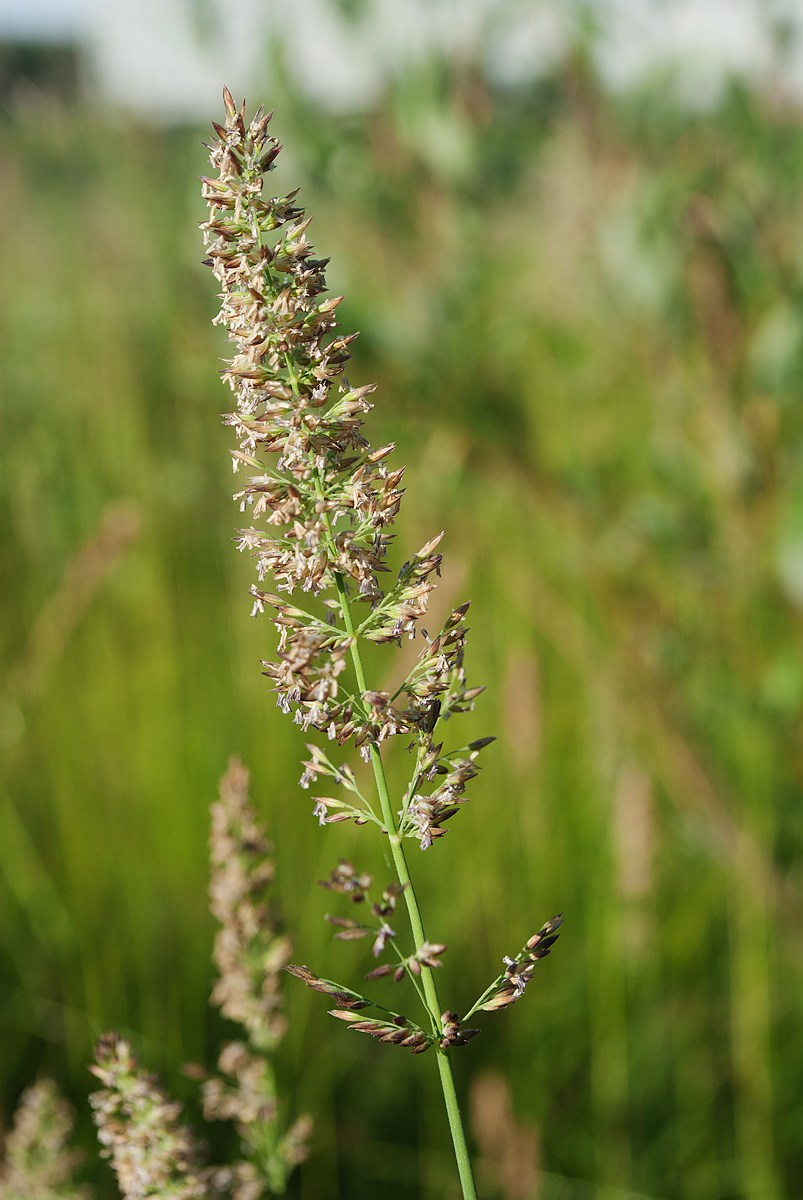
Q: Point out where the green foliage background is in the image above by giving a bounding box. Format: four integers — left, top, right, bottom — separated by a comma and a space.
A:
3, 57, 803, 1200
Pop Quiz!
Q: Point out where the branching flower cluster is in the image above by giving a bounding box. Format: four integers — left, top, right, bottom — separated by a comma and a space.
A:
208, 757, 290, 1049
202, 89, 561, 1198
201, 90, 482, 776
202, 758, 311, 1198
89, 1035, 207, 1200
0, 1081, 87, 1200
462, 916, 563, 1018
89, 762, 309, 1200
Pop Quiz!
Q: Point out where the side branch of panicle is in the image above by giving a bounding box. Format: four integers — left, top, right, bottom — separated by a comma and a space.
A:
465, 916, 563, 1021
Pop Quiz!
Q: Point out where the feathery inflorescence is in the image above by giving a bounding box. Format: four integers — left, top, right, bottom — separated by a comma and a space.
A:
201, 89, 560, 1197
203, 758, 311, 1197
0, 1081, 87, 1200
89, 1035, 207, 1200
200, 89, 489, 853
201, 87, 561, 1047
208, 756, 290, 1051
88, 762, 308, 1200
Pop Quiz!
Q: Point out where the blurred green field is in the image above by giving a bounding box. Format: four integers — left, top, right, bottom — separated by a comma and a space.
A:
3, 60, 803, 1200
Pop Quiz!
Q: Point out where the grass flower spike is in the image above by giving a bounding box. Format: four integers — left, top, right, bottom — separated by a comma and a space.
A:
204, 758, 311, 1196
0, 1081, 87, 1200
208, 757, 291, 1050
89, 1036, 207, 1200
201, 87, 561, 1200
88, 762, 307, 1200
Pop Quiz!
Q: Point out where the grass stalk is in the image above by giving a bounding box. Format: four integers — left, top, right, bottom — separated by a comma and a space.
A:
333, 568, 479, 1200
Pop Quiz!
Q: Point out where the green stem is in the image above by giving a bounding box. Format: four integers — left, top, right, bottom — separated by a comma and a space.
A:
332, 568, 479, 1200
303, 441, 477, 1199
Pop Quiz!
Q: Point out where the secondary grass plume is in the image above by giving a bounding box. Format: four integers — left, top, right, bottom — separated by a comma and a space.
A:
88, 761, 309, 1199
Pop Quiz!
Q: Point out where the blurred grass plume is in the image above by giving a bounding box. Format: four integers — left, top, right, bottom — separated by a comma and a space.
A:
0, 1081, 86, 1200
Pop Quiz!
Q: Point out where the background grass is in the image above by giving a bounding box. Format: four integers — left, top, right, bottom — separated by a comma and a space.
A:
3, 57, 803, 1200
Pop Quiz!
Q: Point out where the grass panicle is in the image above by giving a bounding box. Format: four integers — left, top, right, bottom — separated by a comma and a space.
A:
88, 760, 308, 1199
89, 1034, 207, 1200
201, 757, 311, 1196
0, 1081, 87, 1200
200, 87, 562, 1198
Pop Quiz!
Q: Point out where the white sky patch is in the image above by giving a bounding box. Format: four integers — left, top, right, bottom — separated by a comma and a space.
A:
593, 0, 778, 106
83, 0, 276, 122
0, 0, 88, 39
484, 2, 574, 88
3, 0, 803, 118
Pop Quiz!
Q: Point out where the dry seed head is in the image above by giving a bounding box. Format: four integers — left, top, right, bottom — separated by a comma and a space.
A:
283, 964, 372, 1010
202, 1047, 278, 1129
328, 1010, 434, 1055
439, 1011, 480, 1050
